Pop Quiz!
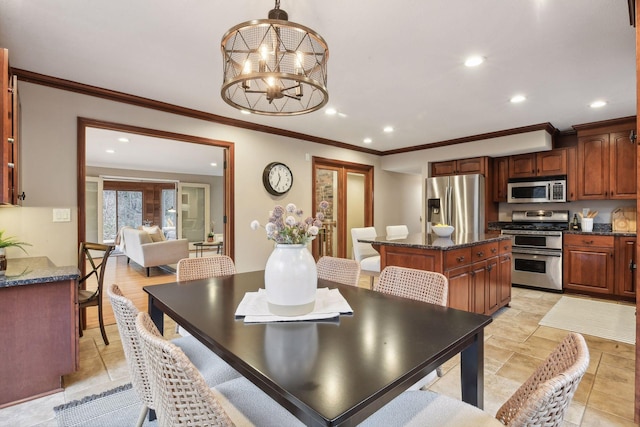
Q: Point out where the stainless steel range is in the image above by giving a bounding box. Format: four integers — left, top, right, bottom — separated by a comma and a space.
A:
500, 210, 569, 292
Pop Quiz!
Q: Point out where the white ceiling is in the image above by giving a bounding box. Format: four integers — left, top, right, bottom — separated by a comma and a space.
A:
85, 127, 225, 176
0, 0, 636, 156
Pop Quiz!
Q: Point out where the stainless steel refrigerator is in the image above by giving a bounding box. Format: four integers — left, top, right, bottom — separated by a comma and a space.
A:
426, 174, 484, 237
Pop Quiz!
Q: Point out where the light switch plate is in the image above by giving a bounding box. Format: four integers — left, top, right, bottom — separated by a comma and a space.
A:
53, 208, 71, 222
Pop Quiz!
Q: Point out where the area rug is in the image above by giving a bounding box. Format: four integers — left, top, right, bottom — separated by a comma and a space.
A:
54, 383, 156, 426
539, 296, 635, 345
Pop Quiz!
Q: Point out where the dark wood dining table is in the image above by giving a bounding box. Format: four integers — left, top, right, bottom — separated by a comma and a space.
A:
144, 270, 492, 427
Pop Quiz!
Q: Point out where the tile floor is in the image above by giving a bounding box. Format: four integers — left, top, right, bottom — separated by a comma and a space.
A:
0, 286, 636, 427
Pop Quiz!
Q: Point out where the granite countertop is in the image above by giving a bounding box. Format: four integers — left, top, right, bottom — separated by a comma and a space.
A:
563, 230, 637, 237
358, 232, 509, 251
0, 256, 79, 288
488, 221, 636, 237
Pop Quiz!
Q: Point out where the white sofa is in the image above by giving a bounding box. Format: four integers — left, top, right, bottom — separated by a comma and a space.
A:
118, 226, 189, 276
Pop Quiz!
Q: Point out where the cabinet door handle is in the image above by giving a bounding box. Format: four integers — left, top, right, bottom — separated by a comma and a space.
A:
7, 137, 14, 144
470, 270, 475, 277
457, 256, 465, 262
476, 251, 484, 257
582, 240, 594, 245
491, 248, 497, 254
17, 192, 25, 201
487, 265, 493, 272
630, 260, 637, 271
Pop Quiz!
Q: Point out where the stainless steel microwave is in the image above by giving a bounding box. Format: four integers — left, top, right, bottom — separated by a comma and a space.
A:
507, 177, 567, 203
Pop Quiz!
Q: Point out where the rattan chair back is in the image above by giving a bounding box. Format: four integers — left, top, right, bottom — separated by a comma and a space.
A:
176, 256, 236, 281
495, 332, 589, 427
317, 256, 361, 287
135, 312, 234, 427
375, 266, 448, 306
106, 284, 154, 411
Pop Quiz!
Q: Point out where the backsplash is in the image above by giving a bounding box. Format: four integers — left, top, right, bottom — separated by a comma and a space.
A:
497, 199, 635, 224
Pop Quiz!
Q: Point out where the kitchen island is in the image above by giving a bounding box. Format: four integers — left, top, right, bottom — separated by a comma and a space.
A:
359, 233, 512, 315
0, 257, 79, 407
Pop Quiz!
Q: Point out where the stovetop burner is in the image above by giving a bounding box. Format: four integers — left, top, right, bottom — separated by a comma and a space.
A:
506, 209, 570, 232
502, 223, 569, 231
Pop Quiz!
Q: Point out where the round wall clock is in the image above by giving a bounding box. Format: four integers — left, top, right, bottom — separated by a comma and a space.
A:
262, 162, 293, 196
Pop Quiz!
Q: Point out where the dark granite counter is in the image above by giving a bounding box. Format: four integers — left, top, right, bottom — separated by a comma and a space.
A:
0, 256, 79, 288
358, 232, 509, 250
563, 230, 636, 237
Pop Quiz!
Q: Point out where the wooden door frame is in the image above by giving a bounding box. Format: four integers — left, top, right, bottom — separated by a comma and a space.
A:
77, 117, 235, 259
312, 156, 374, 259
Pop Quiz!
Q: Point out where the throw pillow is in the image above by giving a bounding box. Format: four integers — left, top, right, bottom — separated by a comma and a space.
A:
141, 225, 166, 242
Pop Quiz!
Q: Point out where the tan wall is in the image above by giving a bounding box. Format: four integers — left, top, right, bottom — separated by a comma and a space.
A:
1, 82, 422, 272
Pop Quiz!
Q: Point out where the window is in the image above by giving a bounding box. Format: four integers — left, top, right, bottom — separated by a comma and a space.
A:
102, 189, 143, 242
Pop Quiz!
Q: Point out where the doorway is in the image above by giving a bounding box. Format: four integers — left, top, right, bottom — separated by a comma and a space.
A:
312, 157, 373, 259
77, 117, 235, 257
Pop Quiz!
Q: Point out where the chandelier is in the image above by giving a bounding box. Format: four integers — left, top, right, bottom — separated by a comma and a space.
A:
220, 0, 329, 116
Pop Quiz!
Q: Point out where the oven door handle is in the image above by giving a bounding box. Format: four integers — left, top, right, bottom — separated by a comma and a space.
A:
512, 248, 562, 257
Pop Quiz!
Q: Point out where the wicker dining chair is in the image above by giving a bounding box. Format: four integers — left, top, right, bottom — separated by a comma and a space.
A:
176, 255, 236, 281
135, 311, 304, 427
495, 332, 590, 426
317, 256, 361, 287
375, 266, 448, 307
106, 284, 240, 427
78, 242, 114, 345
360, 332, 589, 427
175, 256, 236, 336
375, 266, 448, 382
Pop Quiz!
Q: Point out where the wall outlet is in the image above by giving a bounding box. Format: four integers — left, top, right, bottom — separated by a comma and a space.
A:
53, 208, 71, 222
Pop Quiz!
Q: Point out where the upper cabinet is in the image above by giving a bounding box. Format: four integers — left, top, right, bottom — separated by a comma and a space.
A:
574, 118, 636, 200
431, 156, 487, 177
0, 48, 21, 205
508, 149, 567, 179
492, 156, 509, 202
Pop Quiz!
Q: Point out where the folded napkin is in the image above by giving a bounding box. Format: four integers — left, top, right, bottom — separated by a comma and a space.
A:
235, 287, 353, 323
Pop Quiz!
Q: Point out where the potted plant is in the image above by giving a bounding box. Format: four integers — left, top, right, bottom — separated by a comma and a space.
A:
0, 230, 31, 276
207, 232, 215, 242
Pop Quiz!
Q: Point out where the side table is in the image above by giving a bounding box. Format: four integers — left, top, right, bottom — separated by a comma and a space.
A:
193, 241, 222, 257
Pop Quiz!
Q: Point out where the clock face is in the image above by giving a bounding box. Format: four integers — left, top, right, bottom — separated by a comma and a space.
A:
263, 162, 293, 195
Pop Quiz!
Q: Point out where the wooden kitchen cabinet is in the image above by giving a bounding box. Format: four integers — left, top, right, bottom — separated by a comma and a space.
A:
374, 237, 510, 315
574, 118, 636, 200
431, 156, 487, 177
615, 236, 637, 298
508, 149, 567, 179
492, 156, 509, 202
498, 239, 512, 307
0, 48, 21, 205
563, 234, 615, 295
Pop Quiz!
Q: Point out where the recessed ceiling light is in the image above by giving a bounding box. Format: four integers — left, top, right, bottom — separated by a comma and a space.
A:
383, 126, 394, 133
117, 137, 129, 143
325, 108, 337, 116
240, 110, 251, 115
363, 138, 372, 144
510, 94, 526, 103
105, 149, 115, 154
210, 162, 217, 167
589, 100, 607, 108
464, 56, 484, 67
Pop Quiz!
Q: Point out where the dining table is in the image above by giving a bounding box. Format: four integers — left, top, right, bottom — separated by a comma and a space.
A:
144, 270, 492, 427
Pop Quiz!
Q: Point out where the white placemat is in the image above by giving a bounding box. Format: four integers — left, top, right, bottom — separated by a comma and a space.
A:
235, 287, 353, 323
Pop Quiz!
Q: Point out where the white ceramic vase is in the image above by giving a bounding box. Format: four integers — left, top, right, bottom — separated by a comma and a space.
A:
264, 244, 317, 316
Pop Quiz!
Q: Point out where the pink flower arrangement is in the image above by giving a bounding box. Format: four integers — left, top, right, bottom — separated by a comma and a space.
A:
251, 201, 329, 245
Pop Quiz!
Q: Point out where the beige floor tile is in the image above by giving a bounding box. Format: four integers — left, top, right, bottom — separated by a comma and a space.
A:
600, 352, 636, 371
487, 334, 560, 360
587, 388, 635, 422
580, 407, 639, 427
0, 392, 64, 427
573, 372, 595, 404
495, 352, 543, 384
592, 363, 635, 398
